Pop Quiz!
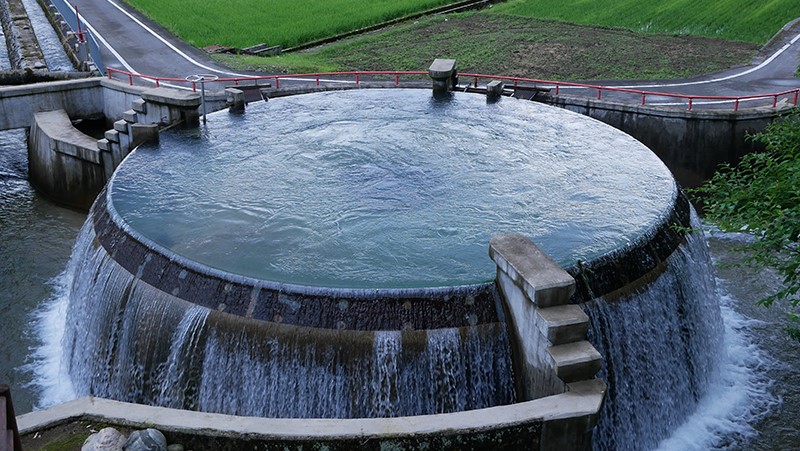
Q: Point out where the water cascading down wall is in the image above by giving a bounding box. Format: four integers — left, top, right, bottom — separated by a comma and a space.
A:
60, 87, 722, 449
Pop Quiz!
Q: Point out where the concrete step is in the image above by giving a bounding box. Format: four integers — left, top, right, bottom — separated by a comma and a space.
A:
123, 109, 138, 124
489, 234, 575, 307
113, 120, 128, 133
536, 304, 589, 345
547, 340, 602, 383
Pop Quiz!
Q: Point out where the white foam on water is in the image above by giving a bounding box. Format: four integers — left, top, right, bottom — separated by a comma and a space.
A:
656, 283, 779, 450
24, 270, 77, 409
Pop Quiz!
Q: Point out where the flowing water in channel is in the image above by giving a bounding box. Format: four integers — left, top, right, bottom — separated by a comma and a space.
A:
18, 0, 73, 71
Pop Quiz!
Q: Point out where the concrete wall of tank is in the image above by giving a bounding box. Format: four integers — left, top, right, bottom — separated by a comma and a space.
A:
28, 109, 108, 209
540, 95, 778, 188
17, 382, 604, 451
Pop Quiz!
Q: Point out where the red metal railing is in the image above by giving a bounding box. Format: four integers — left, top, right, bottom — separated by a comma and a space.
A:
461, 73, 800, 112
105, 68, 800, 112
106, 68, 427, 91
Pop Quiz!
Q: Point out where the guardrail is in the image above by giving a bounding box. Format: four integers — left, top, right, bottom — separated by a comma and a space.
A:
461, 73, 800, 112
105, 68, 428, 91
105, 68, 800, 112
50, 0, 106, 74
1, 385, 21, 451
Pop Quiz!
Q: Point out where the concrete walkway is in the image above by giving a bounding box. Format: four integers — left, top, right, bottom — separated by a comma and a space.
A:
63, 0, 798, 101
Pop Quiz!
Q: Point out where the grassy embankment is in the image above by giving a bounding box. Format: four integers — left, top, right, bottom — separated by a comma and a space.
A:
123, 0, 459, 49
490, 0, 800, 45
125, 0, 800, 79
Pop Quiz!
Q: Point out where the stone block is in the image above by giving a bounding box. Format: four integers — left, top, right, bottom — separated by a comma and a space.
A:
97, 138, 111, 152
142, 87, 202, 108
113, 120, 128, 133
104, 129, 120, 143
226, 87, 245, 114
547, 341, 602, 383
488, 80, 505, 95
536, 305, 589, 345
129, 124, 159, 148
489, 233, 575, 307
429, 59, 458, 93
429, 59, 457, 79
123, 109, 138, 123
132, 98, 147, 114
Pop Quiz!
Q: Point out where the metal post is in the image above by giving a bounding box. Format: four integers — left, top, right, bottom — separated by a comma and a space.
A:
201, 80, 208, 123
186, 74, 219, 125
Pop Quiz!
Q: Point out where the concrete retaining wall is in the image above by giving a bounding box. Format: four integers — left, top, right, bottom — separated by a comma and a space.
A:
0, 78, 158, 131
11, 78, 199, 209
540, 95, 778, 188
28, 109, 106, 208
17, 381, 604, 451
0, 78, 104, 130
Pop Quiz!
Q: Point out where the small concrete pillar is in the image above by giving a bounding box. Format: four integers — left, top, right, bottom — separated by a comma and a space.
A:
140, 87, 202, 127
226, 88, 245, 114
487, 80, 505, 102
129, 123, 159, 149
429, 59, 458, 94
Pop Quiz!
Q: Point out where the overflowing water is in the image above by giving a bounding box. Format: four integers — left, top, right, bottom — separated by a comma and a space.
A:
19, 0, 73, 71
586, 223, 724, 449
0, 129, 84, 411
56, 220, 515, 418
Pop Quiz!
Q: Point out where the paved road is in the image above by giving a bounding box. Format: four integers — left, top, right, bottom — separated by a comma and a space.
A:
64, 0, 799, 102
64, 0, 248, 79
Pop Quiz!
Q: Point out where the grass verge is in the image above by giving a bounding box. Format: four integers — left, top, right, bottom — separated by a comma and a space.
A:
122, 0, 458, 49
215, 14, 758, 80
489, 0, 800, 45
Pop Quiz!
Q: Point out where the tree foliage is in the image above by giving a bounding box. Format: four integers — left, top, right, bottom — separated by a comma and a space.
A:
694, 109, 800, 338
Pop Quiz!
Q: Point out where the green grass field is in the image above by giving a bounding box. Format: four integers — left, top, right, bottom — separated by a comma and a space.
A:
123, 0, 458, 49
490, 0, 800, 44
216, 13, 758, 79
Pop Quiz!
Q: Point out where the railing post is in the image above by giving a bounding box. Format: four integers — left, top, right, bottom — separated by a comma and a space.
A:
192, 82, 196, 92
316, 76, 320, 86
1, 385, 23, 451
597, 88, 602, 100
555, 84, 559, 95
356, 74, 360, 85
107, 69, 112, 80
396, 74, 399, 86
688, 98, 693, 111
474, 76, 478, 88
156, 79, 160, 88
773, 95, 778, 108
128, 74, 133, 85
793, 90, 799, 105
641, 93, 646, 105
734, 99, 740, 112
276, 78, 280, 90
